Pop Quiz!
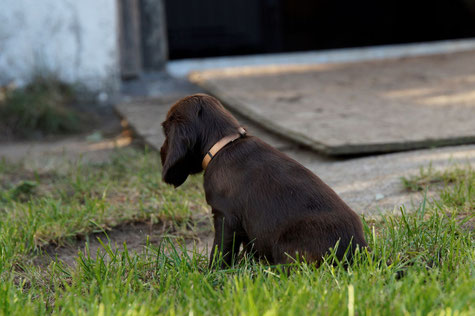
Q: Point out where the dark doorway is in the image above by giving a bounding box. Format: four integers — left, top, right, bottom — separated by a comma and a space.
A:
165, 0, 475, 60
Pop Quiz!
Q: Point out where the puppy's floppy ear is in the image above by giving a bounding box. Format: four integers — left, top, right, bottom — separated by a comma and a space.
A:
162, 123, 193, 187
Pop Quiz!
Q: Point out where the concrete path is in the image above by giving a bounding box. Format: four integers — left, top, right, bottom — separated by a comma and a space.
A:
190, 50, 475, 155
116, 74, 475, 215
0, 134, 133, 173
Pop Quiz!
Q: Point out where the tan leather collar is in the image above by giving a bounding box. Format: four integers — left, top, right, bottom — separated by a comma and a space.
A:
202, 127, 246, 170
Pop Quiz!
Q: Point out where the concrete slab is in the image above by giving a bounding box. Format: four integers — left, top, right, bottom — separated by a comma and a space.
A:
190, 50, 475, 155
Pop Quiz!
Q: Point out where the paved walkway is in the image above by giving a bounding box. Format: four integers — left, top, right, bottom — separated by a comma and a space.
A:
116, 72, 475, 215
191, 50, 475, 155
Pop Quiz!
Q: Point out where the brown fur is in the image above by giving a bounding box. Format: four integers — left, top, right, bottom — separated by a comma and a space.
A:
160, 94, 368, 268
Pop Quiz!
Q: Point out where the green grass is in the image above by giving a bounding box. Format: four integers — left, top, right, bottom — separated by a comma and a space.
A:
0, 151, 473, 315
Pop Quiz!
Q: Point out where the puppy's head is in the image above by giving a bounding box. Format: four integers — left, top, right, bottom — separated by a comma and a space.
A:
160, 94, 240, 187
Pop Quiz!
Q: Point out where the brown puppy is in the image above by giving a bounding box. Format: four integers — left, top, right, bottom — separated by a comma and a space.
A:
160, 94, 367, 267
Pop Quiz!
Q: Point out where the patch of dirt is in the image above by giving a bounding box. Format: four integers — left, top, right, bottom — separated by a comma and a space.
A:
35, 221, 214, 267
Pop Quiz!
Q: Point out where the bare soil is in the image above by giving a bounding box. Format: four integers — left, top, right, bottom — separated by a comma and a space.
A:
36, 221, 214, 267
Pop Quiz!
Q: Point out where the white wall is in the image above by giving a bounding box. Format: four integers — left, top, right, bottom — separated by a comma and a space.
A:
0, 0, 119, 91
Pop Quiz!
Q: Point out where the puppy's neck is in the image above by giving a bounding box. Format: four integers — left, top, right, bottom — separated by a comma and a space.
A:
202, 127, 246, 169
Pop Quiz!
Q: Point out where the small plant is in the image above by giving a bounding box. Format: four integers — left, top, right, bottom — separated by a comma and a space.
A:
0, 74, 83, 138
401, 163, 471, 191
9, 180, 38, 201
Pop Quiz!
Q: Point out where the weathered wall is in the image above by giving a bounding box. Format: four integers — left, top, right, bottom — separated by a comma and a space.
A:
0, 0, 119, 91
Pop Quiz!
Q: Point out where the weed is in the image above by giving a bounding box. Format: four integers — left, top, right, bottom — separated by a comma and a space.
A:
0, 74, 83, 138
401, 163, 472, 192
